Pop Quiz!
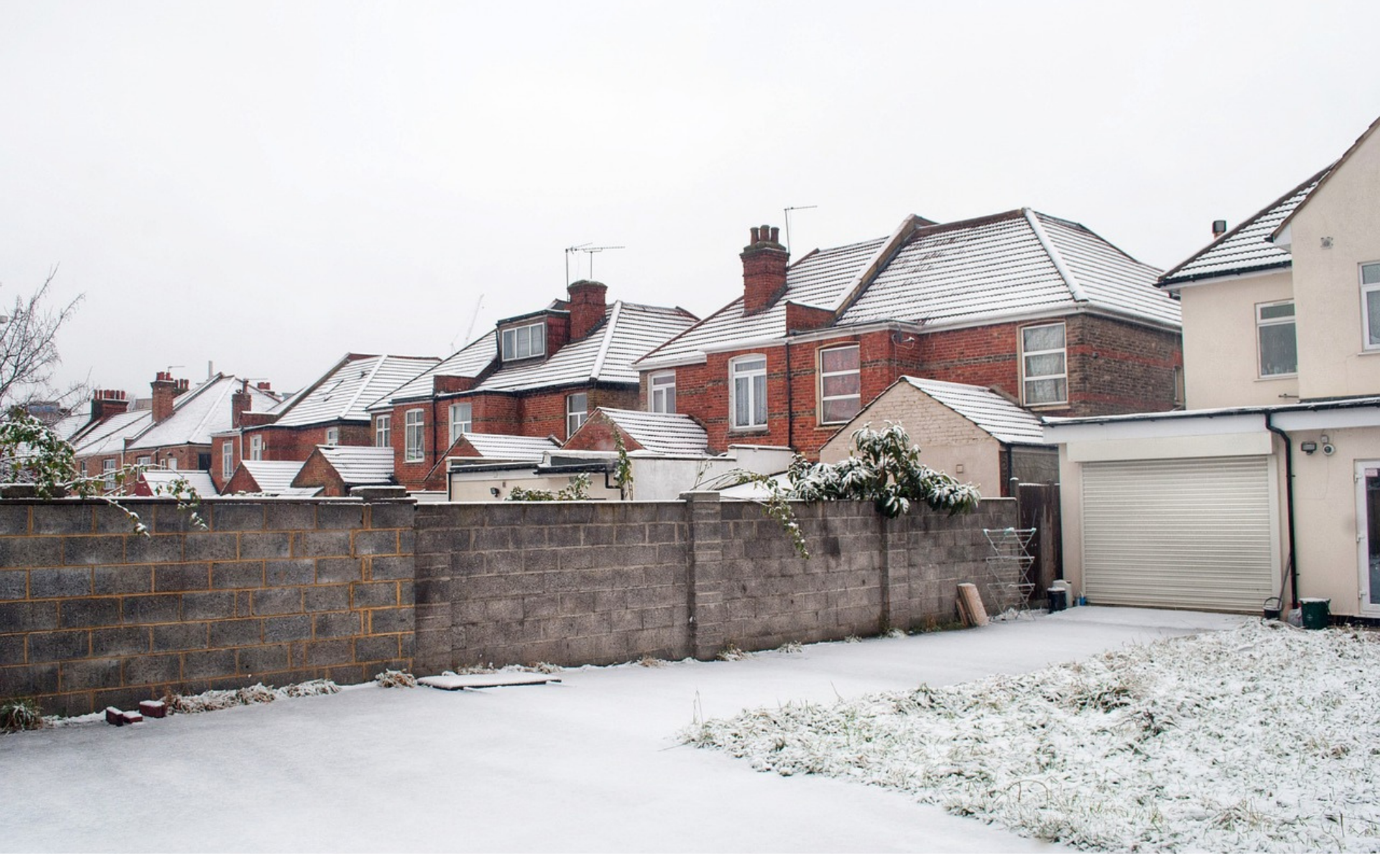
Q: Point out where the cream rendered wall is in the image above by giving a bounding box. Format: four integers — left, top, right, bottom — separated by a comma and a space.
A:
1290, 129, 1380, 399
1178, 270, 1296, 409
819, 383, 1005, 496
1287, 425, 1380, 617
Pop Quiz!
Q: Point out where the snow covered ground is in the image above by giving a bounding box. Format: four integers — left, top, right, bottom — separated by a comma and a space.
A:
0, 606, 1244, 853
689, 620, 1380, 853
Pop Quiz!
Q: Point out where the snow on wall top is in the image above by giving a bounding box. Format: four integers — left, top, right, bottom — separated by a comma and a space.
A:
900, 376, 1046, 446
1159, 167, 1330, 287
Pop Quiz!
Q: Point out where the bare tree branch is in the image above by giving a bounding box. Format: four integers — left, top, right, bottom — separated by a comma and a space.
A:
0, 267, 84, 412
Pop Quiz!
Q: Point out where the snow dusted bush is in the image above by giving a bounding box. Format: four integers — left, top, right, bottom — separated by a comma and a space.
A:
164, 679, 340, 714
685, 623, 1380, 853
374, 669, 417, 688
0, 698, 46, 733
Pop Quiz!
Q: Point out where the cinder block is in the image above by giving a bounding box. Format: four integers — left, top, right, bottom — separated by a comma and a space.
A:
60, 536, 123, 567
30, 504, 94, 535
354, 634, 400, 662
239, 532, 292, 560
183, 648, 237, 680
262, 614, 311, 643
153, 563, 211, 593
265, 558, 316, 585
28, 567, 91, 598
367, 607, 411, 635
367, 502, 415, 529
122, 654, 181, 686
352, 530, 398, 556
303, 584, 351, 613
91, 626, 151, 657
313, 611, 362, 639
0, 537, 62, 568
151, 622, 208, 652
369, 555, 412, 582
237, 645, 290, 674
0, 504, 29, 536
305, 638, 353, 666
180, 591, 235, 620
351, 582, 397, 609
314, 557, 362, 584
251, 588, 302, 616
124, 535, 184, 564
57, 597, 120, 629
294, 531, 352, 558
210, 503, 265, 532
184, 532, 239, 562
211, 560, 265, 589
316, 504, 364, 530
208, 618, 261, 648
264, 502, 315, 531
60, 658, 121, 692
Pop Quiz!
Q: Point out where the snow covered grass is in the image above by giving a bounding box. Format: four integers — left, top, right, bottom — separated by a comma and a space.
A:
161, 679, 341, 713
374, 669, 417, 688
684, 622, 1380, 853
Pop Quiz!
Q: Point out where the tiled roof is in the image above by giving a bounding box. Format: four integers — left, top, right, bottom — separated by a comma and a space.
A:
240, 460, 306, 495
899, 377, 1046, 446
593, 408, 710, 456
271, 355, 439, 426
72, 408, 150, 458
375, 332, 498, 406
278, 486, 323, 498
316, 446, 395, 486
133, 376, 280, 448
1159, 167, 1331, 287
639, 209, 1176, 369
138, 469, 219, 498
455, 433, 558, 461
469, 302, 696, 392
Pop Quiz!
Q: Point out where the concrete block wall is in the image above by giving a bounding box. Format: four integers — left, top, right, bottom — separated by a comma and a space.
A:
0, 499, 414, 716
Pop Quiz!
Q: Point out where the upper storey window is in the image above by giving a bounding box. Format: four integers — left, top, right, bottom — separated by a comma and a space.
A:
1021, 323, 1068, 405
1362, 263, 1380, 350
501, 321, 546, 361
1257, 301, 1297, 377
731, 355, 768, 430
818, 344, 861, 424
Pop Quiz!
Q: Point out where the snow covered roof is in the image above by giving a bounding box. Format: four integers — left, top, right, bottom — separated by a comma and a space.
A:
316, 445, 395, 485
639, 209, 1176, 369
593, 408, 710, 456
899, 377, 1046, 446
137, 469, 219, 498
1159, 167, 1331, 287
72, 408, 150, 458
239, 460, 306, 495
454, 433, 559, 461
270, 354, 439, 426
132, 376, 280, 449
374, 331, 498, 406
278, 485, 323, 498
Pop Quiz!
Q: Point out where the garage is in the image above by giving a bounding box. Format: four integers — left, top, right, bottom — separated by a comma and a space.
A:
1080, 455, 1277, 613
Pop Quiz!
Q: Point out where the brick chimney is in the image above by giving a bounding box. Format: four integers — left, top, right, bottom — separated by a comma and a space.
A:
89, 389, 128, 423
231, 382, 252, 429
741, 225, 788, 315
567, 280, 609, 341
150, 372, 183, 423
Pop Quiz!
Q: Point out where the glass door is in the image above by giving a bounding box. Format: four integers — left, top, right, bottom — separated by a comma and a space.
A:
1357, 463, 1380, 616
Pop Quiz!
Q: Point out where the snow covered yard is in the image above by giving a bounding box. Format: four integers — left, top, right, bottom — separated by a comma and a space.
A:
686, 621, 1380, 853
1, 606, 1245, 853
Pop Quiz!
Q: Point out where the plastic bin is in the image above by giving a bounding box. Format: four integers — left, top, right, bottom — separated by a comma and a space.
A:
1047, 586, 1067, 612
1300, 597, 1330, 630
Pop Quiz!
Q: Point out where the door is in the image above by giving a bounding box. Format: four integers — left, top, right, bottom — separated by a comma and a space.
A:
1356, 462, 1380, 617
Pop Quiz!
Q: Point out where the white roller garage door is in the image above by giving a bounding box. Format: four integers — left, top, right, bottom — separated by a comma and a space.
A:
1081, 456, 1276, 612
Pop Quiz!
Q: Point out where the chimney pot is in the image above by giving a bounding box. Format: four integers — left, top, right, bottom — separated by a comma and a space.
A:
1212, 219, 1228, 238
770, 227, 779, 244
750, 226, 760, 244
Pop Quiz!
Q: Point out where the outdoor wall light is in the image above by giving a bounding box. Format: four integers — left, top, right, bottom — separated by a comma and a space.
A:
490, 487, 501, 497
1300, 441, 1318, 455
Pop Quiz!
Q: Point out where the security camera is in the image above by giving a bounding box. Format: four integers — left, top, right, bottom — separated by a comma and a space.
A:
1322, 443, 1336, 456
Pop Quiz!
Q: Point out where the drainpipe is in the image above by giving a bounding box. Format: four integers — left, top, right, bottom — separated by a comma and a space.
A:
1264, 410, 1300, 608
784, 341, 794, 453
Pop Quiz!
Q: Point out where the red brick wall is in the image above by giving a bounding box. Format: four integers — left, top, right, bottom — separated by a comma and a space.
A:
292, 450, 348, 497
1063, 316, 1181, 416
219, 465, 263, 495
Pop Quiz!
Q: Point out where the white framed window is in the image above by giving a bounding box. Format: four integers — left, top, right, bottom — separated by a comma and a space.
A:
566, 392, 588, 439
1362, 263, 1380, 350
818, 344, 861, 424
375, 415, 391, 448
166, 456, 177, 471
649, 371, 676, 413
1021, 323, 1068, 406
324, 427, 339, 446
1257, 301, 1297, 377
501, 321, 546, 361
102, 457, 116, 490
405, 409, 425, 463
449, 402, 472, 444
249, 435, 264, 461
221, 441, 234, 479
731, 355, 768, 429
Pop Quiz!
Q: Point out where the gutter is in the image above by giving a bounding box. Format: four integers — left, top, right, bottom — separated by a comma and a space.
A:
1264, 410, 1301, 609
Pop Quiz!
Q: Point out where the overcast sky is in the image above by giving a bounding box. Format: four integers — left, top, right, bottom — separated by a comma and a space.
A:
2, 0, 1378, 398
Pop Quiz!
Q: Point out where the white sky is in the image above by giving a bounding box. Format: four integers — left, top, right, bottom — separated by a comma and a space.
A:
3, 0, 1378, 397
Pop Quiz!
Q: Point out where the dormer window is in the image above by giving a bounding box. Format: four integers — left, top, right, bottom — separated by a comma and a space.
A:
501, 321, 546, 361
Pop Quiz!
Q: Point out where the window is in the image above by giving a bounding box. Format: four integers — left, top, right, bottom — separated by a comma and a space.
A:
1363, 263, 1380, 349
405, 409, 425, 462
222, 441, 234, 479
249, 435, 264, 461
1257, 301, 1297, 377
102, 457, 116, 490
819, 344, 861, 424
449, 402, 472, 444
324, 427, 339, 446
649, 371, 676, 413
375, 415, 391, 448
566, 392, 588, 439
501, 321, 546, 361
167, 457, 178, 471
1021, 323, 1068, 405
731, 355, 768, 429
135, 455, 152, 466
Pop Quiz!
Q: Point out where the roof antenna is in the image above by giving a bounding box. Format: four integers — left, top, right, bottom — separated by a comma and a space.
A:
450, 294, 486, 352
565, 243, 625, 285
783, 205, 817, 259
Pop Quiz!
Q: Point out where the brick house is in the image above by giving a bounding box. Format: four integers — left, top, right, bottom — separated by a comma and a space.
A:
71, 372, 280, 486
210, 353, 438, 492
368, 281, 698, 491
634, 212, 1184, 459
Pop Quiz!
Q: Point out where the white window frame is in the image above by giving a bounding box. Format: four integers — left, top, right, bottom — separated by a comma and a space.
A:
818, 344, 861, 425
649, 371, 676, 414
404, 409, 425, 463
1362, 262, 1380, 350
221, 441, 234, 479
1256, 300, 1298, 378
324, 427, 339, 446
102, 457, 116, 490
566, 392, 588, 439
249, 435, 264, 461
500, 320, 546, 361
375, 415, 391, 448
1020, 322, 1068, 406
730, 354, 768, 430
449, 402, 472, 445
